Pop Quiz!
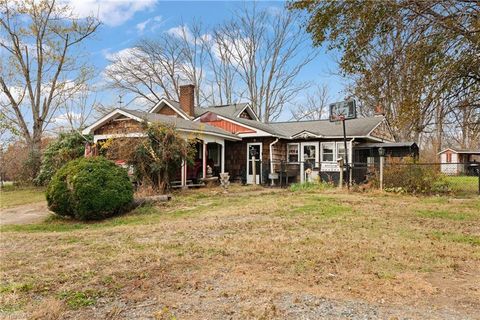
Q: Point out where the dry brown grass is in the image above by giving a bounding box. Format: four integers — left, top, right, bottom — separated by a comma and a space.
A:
1, 185, 479, 319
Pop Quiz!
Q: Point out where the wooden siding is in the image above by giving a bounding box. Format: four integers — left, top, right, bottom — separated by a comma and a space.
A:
370, 121, 394, 141
239, 110, 253, 120
94, 119, 143, 135
224, 138, 287, 179
157, 105, 180, 117
202, 119, 255, 134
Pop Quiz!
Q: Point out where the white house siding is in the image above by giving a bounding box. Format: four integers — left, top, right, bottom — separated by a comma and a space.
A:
440, 152, 459, 175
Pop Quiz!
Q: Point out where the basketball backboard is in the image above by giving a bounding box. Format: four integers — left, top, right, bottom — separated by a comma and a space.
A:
329, 100, 356, 122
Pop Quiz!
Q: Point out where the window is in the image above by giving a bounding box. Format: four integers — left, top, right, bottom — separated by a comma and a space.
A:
446, 152, 452, 163
287, 143, 299, 162
321, 142, 335, 162
208, 144, 221, 166
336, 142, 350, 161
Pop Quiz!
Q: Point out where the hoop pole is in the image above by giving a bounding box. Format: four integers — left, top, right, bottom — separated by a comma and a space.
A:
342, 118, 349, 189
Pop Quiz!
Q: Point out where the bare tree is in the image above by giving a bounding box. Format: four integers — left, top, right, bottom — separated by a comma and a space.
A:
202, 28, 239, 106
105, 22, 210, 107
51, 87, 96, 132
218, 6, 318, 122
105, 6, 317, 118
0, 0, 99, 178
291, 84, 329, 121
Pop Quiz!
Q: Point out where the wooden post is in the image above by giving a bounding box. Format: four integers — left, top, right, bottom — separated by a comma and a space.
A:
202, 141, 207, 179
338, 161, 343, 189
252, 155, 256, 185
220, 142, 225, 173
380, 155, 384, 191
338, 158, 344, 189
181, 158, 186, 188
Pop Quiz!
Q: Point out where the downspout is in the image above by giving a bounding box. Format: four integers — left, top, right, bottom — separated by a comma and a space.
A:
269, 138, 279, 186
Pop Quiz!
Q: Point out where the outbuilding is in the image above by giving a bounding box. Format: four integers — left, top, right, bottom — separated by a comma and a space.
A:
438, 148, 480, 175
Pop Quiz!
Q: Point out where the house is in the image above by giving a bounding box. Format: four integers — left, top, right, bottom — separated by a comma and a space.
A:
438, 148, 480, 176
82, 84, 417, 187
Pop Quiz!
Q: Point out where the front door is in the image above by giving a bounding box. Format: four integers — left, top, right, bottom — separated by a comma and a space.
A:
247, 143, 262, 184
300, 142, 319, 183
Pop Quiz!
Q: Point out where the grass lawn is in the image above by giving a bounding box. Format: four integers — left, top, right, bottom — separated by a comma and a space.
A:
1, 185, 479, 319
444, 175, 479, 196
0, 186, 45, 209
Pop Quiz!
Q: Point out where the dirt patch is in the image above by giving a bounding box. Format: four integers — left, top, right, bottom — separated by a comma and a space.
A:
0, 201, 51, 225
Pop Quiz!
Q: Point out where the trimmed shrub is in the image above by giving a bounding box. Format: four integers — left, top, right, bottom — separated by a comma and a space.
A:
46, 157, 133, 220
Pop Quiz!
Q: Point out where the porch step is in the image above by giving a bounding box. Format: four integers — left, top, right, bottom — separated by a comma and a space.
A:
171, 183, 205, 189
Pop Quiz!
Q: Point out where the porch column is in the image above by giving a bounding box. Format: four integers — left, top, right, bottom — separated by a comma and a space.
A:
220, 141, 225, 173
202, 141, 207, 179
181, 158, 186, 187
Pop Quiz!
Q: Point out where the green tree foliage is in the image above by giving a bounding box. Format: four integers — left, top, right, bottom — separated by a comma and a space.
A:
46, 157, 133, 221
35, 132, 92, 186
101, 123, 195, 193
290, 0, 480, 146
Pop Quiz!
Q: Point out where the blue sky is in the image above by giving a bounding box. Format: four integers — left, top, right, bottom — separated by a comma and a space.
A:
77, 1, 348, 116
74, 1, 347, 121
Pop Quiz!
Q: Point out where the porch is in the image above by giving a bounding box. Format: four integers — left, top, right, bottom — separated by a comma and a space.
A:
223, 139, 419, 186
172, 137, 226, 188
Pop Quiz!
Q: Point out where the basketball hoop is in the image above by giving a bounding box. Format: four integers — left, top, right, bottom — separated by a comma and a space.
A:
329, 100, 356, 122
328, 100, 356, 189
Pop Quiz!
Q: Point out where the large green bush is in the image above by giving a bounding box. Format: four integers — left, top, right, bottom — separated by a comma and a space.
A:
46, 157, 133, 220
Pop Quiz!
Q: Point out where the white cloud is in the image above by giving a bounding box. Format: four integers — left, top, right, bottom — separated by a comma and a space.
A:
167, 25, 193, 42
136, 19, 150, 33
106, 47, 142, 61
136, 15, 163, 34
167, 24, 211, 45
67, 0, 157, 27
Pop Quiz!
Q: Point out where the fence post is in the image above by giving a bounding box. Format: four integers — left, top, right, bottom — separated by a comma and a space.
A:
252, 155, 256, 185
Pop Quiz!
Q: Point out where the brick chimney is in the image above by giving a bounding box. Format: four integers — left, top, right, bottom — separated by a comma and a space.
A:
374, 104, 384, 116
179, 84, 195, 117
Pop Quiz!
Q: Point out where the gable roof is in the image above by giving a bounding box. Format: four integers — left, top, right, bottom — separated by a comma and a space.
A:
149, 98, 192, 120
269, 116, 385, 138
438, 148, 480, 155
196, 111, 287, 138
82, 108, 240, 141
194, 103, 258, 121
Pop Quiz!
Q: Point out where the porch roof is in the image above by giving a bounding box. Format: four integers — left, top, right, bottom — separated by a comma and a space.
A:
355, 142, 418, 149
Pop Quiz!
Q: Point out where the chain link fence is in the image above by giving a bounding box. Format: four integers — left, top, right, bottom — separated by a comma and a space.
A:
253, 160, 479, 196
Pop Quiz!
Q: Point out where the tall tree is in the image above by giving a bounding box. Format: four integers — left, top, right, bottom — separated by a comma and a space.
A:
290, 0, 480, 146
105, 6, 318, 122
291, 84, 330, 121
217, 6, 318, 122
0, 0, 99, 178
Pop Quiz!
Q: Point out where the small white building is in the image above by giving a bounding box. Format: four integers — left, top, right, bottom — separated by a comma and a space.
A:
438, 148, 480, 175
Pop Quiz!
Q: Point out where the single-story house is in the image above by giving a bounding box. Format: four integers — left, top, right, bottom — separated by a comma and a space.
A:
438, 148, 480, 175
82, 84, 418, 186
